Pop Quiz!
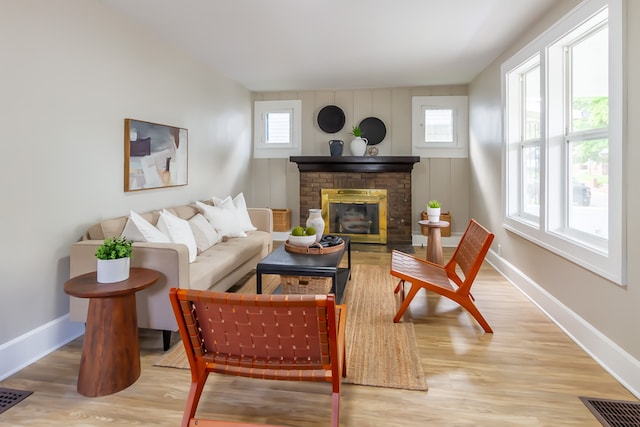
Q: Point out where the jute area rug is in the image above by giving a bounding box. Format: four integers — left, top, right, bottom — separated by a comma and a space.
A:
154, 263, 427, 391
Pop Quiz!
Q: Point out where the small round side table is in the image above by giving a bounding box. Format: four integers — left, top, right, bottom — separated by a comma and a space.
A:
418, 220, 450, 265
64, 267, 160, 397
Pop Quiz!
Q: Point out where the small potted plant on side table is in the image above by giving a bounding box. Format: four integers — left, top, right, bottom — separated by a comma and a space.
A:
426, 200, 441, 223
95, 236, 133, 283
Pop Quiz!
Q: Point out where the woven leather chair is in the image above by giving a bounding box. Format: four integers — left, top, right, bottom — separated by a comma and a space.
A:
390, 219, 495, 332
169, 289, 347, 427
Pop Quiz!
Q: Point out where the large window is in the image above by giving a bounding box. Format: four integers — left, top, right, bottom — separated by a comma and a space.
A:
253, 100, 302, 158
502, 0, 625, 284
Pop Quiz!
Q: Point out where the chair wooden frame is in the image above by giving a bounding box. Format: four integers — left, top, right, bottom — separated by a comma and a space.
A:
390, 219, 495, 332
169, 288, 347, 427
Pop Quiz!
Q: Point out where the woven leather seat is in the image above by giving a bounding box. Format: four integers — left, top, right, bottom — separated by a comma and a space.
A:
169, 289, 347, 427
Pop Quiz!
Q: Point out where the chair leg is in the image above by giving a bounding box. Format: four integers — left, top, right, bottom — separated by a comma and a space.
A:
458, 297, 493, 333
331, 391, 340, 427
394, 279, 404, 294
393, 283, 420, 323
181, 372, 209, 427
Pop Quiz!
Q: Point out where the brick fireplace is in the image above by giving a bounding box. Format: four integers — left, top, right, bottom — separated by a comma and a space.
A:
290, 156, 420, 244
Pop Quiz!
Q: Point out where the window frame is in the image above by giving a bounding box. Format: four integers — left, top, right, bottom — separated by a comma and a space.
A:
412, 96, 468, 158
501, 0, 626, 285
253, 100, 302, 158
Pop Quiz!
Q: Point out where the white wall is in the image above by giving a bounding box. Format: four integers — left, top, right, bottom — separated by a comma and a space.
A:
468, 0, 640, 396
0, 0, 252, 371
252, 87, 470, 233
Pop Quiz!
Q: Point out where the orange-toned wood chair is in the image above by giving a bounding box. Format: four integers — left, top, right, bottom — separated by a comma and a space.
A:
169, 289, 347, 427
390, 219, 495, 332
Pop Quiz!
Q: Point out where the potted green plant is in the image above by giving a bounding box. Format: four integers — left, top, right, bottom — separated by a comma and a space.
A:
349, 125, 368, 156
95, 236, 133, 283
426, 200, 441, 223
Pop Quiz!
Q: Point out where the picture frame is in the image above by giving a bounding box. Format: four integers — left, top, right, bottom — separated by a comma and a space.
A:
124, 118, 188, 192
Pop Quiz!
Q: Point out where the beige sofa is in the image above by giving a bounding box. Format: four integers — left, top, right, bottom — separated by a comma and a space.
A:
69, 202, 273, 349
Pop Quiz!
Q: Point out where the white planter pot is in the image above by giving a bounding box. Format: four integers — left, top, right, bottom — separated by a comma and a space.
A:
350, 137, 368, 156
427, 207, 441, 223
97, 257, 130, 283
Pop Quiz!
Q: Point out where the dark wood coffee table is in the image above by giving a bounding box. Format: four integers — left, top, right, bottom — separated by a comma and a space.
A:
256, 236, 351, 303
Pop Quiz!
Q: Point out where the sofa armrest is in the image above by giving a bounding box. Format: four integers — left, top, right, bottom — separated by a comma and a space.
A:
248, 208, 273, 234
69, 240, 191, 331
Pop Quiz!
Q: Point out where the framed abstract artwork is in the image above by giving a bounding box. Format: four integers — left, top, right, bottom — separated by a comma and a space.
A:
124, 118, 188, 192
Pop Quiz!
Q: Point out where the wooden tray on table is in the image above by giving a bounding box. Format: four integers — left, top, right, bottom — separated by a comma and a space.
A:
284, 240, 345, 255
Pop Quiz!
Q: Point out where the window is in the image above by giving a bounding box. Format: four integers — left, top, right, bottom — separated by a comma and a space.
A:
502, 0, 625, 284
412, 96, 468, 158
253, 100, 302, 158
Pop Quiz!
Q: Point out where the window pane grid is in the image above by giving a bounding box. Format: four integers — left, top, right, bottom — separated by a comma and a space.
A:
265, 112, 291, 144
424, 108, 454, 143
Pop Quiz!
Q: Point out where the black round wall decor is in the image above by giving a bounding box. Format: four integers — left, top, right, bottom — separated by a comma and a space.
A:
358, 117, 386, 145
317, 105, 346, 133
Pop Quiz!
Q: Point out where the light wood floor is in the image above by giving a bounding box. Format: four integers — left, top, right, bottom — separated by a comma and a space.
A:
0, 247, 635, 426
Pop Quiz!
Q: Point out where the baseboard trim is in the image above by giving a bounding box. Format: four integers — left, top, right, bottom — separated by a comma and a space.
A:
0, 315, 84, 381
486, 250, 640, 399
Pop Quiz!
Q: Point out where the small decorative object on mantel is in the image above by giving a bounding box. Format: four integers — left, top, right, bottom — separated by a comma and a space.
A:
329, 139, 343, 156
367, 146, 379, 156
95, 236, 133, 283
426, 200, 441, 223
349, 125, 368, 156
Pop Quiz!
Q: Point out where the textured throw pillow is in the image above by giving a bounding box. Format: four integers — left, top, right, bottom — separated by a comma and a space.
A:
121, 210, 170, 243
196, 201, 246, 238
213, 193, 256, 232
188, 213, 221, 253
157, 210, 198, 263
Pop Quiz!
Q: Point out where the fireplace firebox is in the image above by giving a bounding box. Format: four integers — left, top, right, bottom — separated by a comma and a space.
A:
321, 189, 387, 244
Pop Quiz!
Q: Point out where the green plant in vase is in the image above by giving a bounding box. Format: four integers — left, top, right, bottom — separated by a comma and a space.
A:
95, 236, 133, 260
426, 200, 441, 223
350, 125, 368, 156
95, 236, 133, 283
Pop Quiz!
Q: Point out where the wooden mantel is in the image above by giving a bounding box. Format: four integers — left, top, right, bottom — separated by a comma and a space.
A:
290, 156, 420, 173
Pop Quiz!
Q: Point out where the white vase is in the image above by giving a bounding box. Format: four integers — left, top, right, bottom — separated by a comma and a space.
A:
350, 137, 368, 156
97, 257, 130, 283
306, 208, 325, 243
427, 207, 441, 223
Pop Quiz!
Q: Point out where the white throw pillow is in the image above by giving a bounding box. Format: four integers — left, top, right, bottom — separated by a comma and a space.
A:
212, 193, 257, 232
157, 210, 198, 263
121, 211, 170, 243
233, 193, 257, 232
196, 201, 246, 238
188, 213, 221, 253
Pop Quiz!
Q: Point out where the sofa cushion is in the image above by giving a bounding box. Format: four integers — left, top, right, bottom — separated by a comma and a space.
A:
121, 210, 170, 243
157, 209, 198, 263
188, 213, 221, 253
188, 230, 270, 290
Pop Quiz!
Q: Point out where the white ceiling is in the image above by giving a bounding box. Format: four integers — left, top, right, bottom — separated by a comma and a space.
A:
99, 0, 558, 92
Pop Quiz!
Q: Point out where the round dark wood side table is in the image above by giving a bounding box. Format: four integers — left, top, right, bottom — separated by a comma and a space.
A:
418, 220, 450, 265
64, 267, 160, 397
